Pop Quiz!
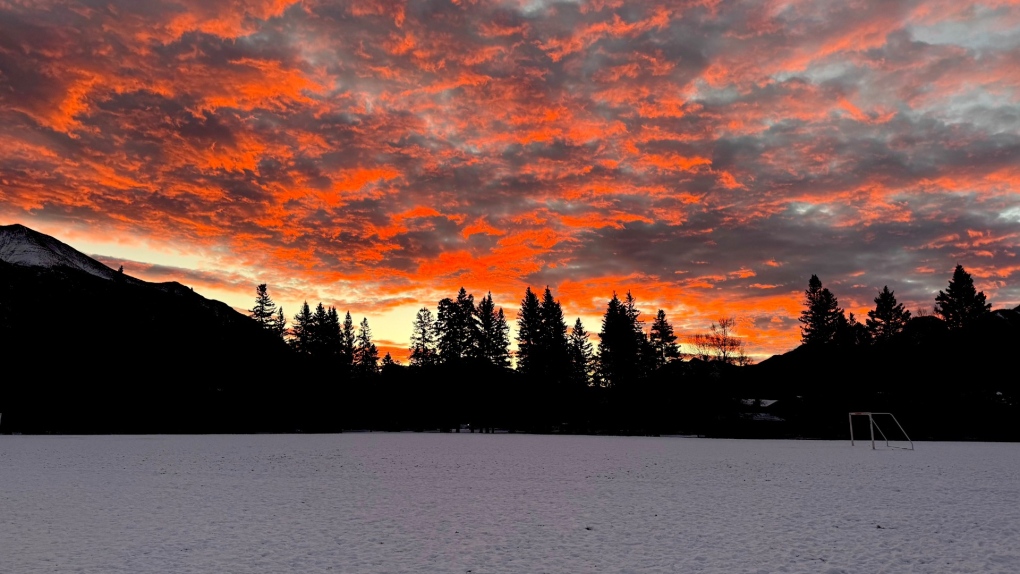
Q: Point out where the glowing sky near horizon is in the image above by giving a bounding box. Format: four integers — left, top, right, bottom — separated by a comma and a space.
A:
2, 0, 1020, 361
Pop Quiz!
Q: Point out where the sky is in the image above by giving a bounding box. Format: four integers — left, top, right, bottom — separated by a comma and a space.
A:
2, 0, 1020, 361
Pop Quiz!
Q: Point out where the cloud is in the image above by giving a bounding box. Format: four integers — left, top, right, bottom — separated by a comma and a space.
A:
2, 0, 1020, 358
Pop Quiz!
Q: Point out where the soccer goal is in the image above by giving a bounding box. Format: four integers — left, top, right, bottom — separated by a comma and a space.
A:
849, 412, 914, 450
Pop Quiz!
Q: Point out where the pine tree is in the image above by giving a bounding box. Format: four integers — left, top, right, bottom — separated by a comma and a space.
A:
322, 307, 342, 356
339, 311, 356, 367
476, 293, 510, 368
456, 287, 481, 359
649, 309, 680, 367
434, 289, 477, 364
866, 286, 911, 342
354, 317, 379, 376
516, 287, 543, 376
309, 303, 330, 356
273, 307, 287, 339
934, 265, 990, 329
539, 286, 570, 381
381, 352, 397, 368
250, 284, 278, 330
409, 307, 438, 367
291, 301, 313, 354
567, 318, 595, 387
597, 292, 643, 387
799, 275, 843, 345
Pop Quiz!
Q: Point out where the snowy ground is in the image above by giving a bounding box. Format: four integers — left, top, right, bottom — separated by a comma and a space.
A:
1, 434, 1018, 574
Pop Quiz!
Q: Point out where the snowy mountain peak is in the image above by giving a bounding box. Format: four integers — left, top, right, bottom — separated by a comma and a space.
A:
0, 223, 120, 280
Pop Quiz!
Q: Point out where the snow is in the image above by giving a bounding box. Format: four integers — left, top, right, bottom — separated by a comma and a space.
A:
0, 224, 118, 280
1, 434, 1018, 573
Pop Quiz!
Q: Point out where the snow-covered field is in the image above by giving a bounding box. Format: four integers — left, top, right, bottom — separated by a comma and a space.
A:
1, 434, 1018, 574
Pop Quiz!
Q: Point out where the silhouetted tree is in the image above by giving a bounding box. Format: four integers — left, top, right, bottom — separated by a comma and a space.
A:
598, 292, 645, 387
435, 288, 479, 363
516, 287, 543, 376
688, 318, 750, 365
291, 301, 313, 354
250, 284, 278, 330
309, 303, 330, 356
382, 352, 396, 367
340, 311, 356, 367
649, 309, 680, 367
568, 318, 596, 387
476, 292, 510, 368
799, 275, 843, 345
409, 307, 438, 367
539, 287, 570, 382
835, 312, 871, 347
935, 265, 990, 329
273, 307, 286, 339
354, 317, 379, 376
867, 286, 911, 342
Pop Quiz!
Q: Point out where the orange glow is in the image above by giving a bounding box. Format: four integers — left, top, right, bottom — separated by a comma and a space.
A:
2, 0, 1019, 361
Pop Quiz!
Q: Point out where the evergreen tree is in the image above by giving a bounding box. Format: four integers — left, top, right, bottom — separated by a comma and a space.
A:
538, 286, 570, 381
567, 318, 596, 387
309, 302, 330, 356
649, 309, 680, 368
354, 317, 379, 376
409, 307, 438, 367
597, 292, 643, 387
273, 307, 287, 339
476, 292, 510, 368
435, 288, 478, 363
835, 312, 871, 348
291, 301, 313, 354
799, 275, 843, 345
867, 286, 911, 342
250, 284, 278, 330
934, 265, 990, 329
516, 287, 543, 376
339, 311, 356, 367
456, 287, 481, 358
381, 352, 397, 368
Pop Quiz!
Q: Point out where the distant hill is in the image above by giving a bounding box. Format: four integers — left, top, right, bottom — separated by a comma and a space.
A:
0, 223, 295, 433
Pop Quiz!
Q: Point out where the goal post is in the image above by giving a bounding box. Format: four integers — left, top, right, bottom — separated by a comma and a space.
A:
849, 412, 913, 450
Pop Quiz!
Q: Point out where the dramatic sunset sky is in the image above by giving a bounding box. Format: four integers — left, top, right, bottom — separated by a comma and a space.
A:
2, 0, 1019, 360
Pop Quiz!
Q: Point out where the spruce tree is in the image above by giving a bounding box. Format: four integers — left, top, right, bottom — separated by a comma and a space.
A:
310, 303, 330, 356
250, 284, 278, 330
866, 286, 911, 342
516, 287, 543, 376
799, 275, 843, 345
456, 287, 481, 358
339, 311, 356, 367
409, 307, 438, 367
476, 293, 510, 368
567, 318, 595, 387
354, 317, 379, 376
539, 287, 570, 381
649, 309, 680, 367
273, 307, 287, 339
291, 301, 313, 354
934, 265, 990, 329
597, 292, 642, 387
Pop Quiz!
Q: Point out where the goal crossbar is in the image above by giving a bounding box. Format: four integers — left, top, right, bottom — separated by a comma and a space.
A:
849, 412, 913, 450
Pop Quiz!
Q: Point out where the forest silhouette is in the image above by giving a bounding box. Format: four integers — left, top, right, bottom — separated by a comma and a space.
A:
2, 238, 1019, 438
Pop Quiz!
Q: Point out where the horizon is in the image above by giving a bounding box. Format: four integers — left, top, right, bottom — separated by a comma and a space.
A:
2, 1, 1019, 361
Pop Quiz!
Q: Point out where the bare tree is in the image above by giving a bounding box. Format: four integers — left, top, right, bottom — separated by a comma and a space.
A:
687, 318, 752, 366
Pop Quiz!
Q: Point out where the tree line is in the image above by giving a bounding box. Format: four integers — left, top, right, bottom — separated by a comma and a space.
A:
798, 264, 992, 347
248, 263, 998, 386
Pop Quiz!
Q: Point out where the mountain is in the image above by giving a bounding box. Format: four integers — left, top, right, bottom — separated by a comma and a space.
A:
0, 223, 128, 281
0, 223, 295, 433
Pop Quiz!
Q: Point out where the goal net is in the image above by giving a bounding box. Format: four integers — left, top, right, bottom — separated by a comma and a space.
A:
849, 412, 914, 450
